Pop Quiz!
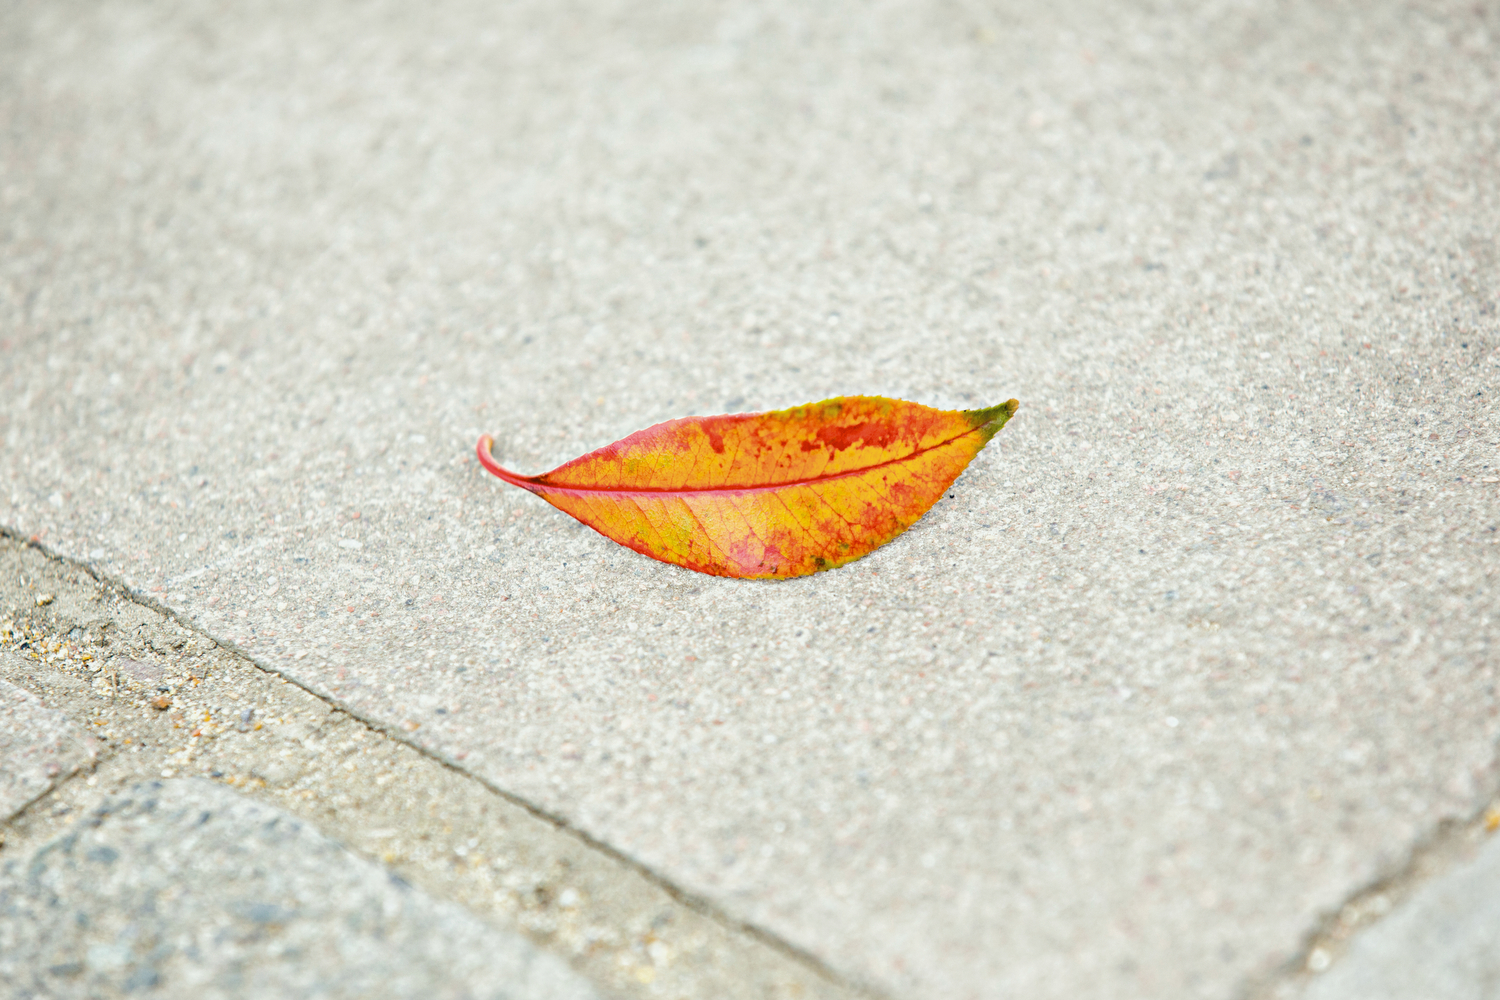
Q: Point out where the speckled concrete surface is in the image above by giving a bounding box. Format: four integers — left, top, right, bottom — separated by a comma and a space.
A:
2, 2, 1498, 997
0, 778, 599, 1000
0, 535, 855, 1000
1298, 822, 1500, 1000
0, 670, 95, 821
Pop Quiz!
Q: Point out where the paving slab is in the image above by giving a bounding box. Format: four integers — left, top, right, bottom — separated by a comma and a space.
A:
2, 2, 1498, 998
0, 668, 95, 823
0, 777, 600, 1000
0, 535, 852, 1000
1299, 824, 1500, 1000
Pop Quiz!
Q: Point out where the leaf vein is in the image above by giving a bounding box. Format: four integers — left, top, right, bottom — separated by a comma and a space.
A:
546, 428, 983, 495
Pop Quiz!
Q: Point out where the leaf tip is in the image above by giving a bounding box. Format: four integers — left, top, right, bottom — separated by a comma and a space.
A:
969, 398, 1020, 434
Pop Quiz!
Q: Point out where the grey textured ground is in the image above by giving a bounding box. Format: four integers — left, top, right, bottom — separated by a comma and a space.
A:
0, 778, 598, 1000
0, 536, 849, 1000
1300, 828, 1500, 1000
0, 673, 94, 821
2, 1, 1498, 998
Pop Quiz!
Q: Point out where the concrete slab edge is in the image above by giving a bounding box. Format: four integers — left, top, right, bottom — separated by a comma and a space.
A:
15, 520, 1495, 1000
0, 677, 97, 825
1243, 780, 1500, 999
0, 526, 880, 1000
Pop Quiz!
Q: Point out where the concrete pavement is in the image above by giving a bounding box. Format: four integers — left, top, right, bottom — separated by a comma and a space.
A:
0, 538, 851, 999
1, 777, 600, 1000
1299, 814, 1500, 1000
3, 1, 1498, 997
0, 675, 94, 823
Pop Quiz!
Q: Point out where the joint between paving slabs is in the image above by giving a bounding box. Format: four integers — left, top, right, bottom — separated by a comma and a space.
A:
0, 529, 877, 1000
1243, 785, 1500, 1000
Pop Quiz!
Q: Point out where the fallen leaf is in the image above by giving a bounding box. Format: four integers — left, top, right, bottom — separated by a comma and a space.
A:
477, 395, 1018, 579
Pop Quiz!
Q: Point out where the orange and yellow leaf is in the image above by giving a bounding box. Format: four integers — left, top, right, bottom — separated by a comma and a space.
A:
476, 395, 1019, 579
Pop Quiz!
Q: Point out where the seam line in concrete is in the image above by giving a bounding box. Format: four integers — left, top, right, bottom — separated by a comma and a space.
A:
1, 524, 884, 1000
1243, 763, 1500, 999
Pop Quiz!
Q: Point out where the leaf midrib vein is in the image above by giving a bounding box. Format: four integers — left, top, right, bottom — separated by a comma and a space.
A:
539, 426, 986, 496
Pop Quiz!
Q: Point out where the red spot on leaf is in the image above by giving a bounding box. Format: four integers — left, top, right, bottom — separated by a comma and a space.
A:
475, 396, 1018, 579
815, 420, 898, 453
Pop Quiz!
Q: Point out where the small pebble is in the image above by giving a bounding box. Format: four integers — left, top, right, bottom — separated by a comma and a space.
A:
150, 695, 173, 710
36, 594, 54, 606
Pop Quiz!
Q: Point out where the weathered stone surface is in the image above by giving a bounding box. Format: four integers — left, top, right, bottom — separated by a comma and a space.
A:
3, 2, 1498, 997
0, 666, 95, 822
0, 779, 601, 1000
1300, 831, 1500, 1000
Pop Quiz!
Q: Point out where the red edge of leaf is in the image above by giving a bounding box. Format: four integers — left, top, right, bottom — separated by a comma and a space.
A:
475, 397, 1019, 579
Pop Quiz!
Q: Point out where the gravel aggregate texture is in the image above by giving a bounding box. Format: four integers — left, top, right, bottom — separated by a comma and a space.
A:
0, 778, 600, 1000
0, 670, 95, 822
0, 534, 856, 1000
3, 1, 1499, 997
1298, 822, 1500, 1000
